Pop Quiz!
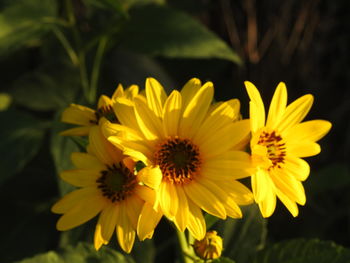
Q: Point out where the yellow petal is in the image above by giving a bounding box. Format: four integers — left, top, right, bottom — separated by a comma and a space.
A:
111, 84, 124, 99
284, 156, 310, 181
244, 81, 265, 132
287, 141, 321, 157
258, 188, 276, 218
71, 152, 105, 170
219, 180, 254, 205
51, 187, 99, 214
146, 77, 167, 118
89, 126, 123, 166
116, 202, 136, 253
266, 82, 287, 128
134, 96, 163, 140
275, 188, 299, 217
97, 95, 113, 109
134, 185, 156, 205
199, 119, 250, 159
60, 126, 92, 136
94, 204, 119, 250
60, 169, 100, 187
187, 199, 206, 240
137, 202, 163, 241
126, 195, 144, 229
56, 192, 107, 231
137, 166, 162, 189
283, 120, 332, 142
180, 78, 202, 110
251, 169, 271, 203
159, 182, 178, 219
271, 169, 306, 205
113, 97, 139, 131
162, 90, 182, 137
276, 94, 314, 132
179, 81, 214, 138
173, 186, 189, 232
184, 181, 226, 219
61, 104, 96, 126
124, 85, 139, 99
194, 99, 242, 144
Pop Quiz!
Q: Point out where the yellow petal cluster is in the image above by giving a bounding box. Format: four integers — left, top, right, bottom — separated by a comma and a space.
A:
52, 77, 331, 254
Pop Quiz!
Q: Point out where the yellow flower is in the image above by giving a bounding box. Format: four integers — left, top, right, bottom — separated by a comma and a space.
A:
60, 84, 139, 136
51, 126, 162, 253
193, 230, 223, 260
105, 77, 254, 240
245, 81, 332, 217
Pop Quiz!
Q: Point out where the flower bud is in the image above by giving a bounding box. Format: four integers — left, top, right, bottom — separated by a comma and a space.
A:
193, 230, 223, 260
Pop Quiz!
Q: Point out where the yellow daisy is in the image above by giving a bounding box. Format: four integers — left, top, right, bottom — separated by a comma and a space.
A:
104, 77, 254, 240
60, 84, 139, 136
245, 81, 332, 217
51, 125, 162, 253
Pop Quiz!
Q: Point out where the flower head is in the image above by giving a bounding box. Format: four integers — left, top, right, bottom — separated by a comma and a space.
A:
105, 77, 254, 240
245, 81, 331, 217
193, 230, 223, 260
51, 126, 162, 253
60, 84, 138, 136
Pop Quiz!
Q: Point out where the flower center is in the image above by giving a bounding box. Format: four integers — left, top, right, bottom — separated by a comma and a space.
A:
256, 130, 286, 170
96, 162, 137, 203
91, 105, 119, 124
154, 137, 201, 185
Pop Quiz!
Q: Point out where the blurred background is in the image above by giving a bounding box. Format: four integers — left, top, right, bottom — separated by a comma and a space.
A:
0, 0, 349, 262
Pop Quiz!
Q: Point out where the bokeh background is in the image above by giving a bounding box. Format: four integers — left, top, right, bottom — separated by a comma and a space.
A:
0, 0, 349, 262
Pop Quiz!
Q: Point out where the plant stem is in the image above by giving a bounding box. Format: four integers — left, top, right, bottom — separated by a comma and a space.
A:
51, 26, 79, 66
176, 230, 194, 263
89, 36, 109, 103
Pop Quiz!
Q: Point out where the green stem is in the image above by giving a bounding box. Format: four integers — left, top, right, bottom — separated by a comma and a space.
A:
89, 36, 109, 103
78, 51, 91, 103
176, 230, 194, 263
51, 26, 79, 66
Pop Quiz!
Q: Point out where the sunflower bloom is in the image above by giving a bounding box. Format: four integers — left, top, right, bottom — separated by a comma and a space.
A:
51, 126, 162, 253
245, 81, 332, 217
105, 77, 254, 240
60, 84, 139, 136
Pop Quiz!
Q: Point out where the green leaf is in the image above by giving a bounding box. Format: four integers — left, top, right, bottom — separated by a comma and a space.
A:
0, 92, 11, 111
50, 111, 81, 195
0, 0, 57, 56
131, 239, 156, 263
120, 5, 241, 64
253, 239, 350, 263
14, 242, 135, 263
205, 213, 220, 230
212, 257, 236, 263
217, 205, 267, 263
11, 65, 80, 111
0, 110, 45, 184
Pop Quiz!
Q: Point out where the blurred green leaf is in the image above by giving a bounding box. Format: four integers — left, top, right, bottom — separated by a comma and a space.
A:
11, 65, 80, 111
0, 92, 11, 110
14, 242, 135, 263
217, 205, 267, 263
253, 239, 350, 263
205, 213, 220, 230
212, 257, 236, 263
131, 239, 156, 263
306, 163, 350, 195
50, 112, 81, 195
0, 0, 57, 56
119, 5, 241, 63
0, 110, 45, 184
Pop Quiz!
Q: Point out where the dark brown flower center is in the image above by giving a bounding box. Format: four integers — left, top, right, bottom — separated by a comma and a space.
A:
258, 130, 286, 170
96, 162, 137, 202
91, 105, 119, 124
154, 137, 201, 185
